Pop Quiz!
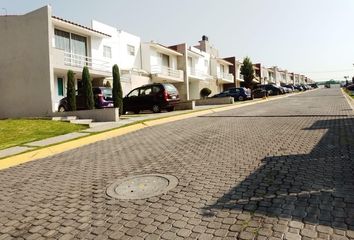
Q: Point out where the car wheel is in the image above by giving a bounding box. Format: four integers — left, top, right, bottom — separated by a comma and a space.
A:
134, 109, 140, 114
238, 96, 244, 101
58, 105, 66, 112
152, 105, 161, 113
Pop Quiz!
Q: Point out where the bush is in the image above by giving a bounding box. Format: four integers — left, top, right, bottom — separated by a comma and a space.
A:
104, 81, 112, 88
67, 70, 76, 111
112, 64, 123, 115
82, 66, 94, 110
200, 88, 212, 99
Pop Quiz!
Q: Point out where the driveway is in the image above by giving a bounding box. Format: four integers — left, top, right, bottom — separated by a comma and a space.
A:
0, 88, 353, 239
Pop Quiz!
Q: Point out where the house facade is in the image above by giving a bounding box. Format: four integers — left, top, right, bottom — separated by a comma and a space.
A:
0, 6, 315, 119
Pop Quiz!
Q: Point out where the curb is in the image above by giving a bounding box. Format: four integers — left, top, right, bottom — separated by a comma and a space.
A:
0, 90, 314, 171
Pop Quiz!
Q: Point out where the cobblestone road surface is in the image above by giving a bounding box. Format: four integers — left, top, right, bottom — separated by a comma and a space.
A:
1, 88, 354, 240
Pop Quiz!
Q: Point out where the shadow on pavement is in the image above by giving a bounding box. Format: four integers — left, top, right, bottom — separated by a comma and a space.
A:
201, 117, 354, 230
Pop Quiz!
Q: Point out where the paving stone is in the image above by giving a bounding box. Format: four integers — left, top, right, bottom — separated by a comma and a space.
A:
0, 89, 352, 239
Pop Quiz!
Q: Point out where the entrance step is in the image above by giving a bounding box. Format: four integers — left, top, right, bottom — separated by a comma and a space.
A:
69, 119, 93, 125
52, 116, 77, 121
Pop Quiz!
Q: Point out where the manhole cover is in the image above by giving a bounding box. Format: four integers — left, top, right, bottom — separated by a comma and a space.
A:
107, 174, 178, 200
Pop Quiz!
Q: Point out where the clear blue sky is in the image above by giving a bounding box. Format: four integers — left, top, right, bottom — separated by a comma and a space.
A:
2, 0, 354, 82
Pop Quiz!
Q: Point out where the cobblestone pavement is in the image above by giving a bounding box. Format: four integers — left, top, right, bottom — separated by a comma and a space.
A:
1, 88, 354, 240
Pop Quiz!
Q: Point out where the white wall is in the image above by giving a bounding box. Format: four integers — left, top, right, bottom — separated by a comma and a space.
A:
91, 20, 142, 71
0, 6, 54, 118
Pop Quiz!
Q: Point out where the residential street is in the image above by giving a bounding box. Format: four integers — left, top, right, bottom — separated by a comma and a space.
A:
1, 88, 354, 239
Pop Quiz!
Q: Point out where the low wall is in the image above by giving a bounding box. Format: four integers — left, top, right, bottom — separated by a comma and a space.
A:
195, 97, 234, 106
52, 108, 119, 122
175, 101, 195, 110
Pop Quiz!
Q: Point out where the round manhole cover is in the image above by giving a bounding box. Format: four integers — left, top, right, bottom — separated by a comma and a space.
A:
106, 174, 178, 200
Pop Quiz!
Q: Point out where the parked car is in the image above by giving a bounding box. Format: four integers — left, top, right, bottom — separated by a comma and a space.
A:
212, 87, 252, 101
252, 88, 269, 98
293, 85, 303, 91
58, 87, 113, 112
346, 84, 354, 91
256, 84, 283, 95
309, 83, 318, 88
284, 84, 296, 92
123, 83, 180, 114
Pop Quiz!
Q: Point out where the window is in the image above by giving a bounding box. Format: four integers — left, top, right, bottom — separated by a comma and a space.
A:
127, 45, 135, 56
141, 87, 152, 96
161, 54, 170, 67
54, 29, 70, 52
57, 78, 64, 96
54, 29, 87, 56
204, 60, 208, 67
188, 57, 193, 68
128, 89, 139, 97
103, 46, 112, 58
152, 86, 161, 93
220, 65, 225, 74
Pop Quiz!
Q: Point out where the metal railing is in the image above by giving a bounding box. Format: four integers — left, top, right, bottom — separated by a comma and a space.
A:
151, 65, 183, 79
188, 67, 210, 80
63, 52, 111, 72
217, 72, 234, 81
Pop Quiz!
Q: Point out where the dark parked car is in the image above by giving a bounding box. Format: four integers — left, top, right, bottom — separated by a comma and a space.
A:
58, 87, 113, 112
123, 83, 180, 114
346, 84, 354, 91
252, 88, 269, 98
212, 87, 252, 101
256, 84, 283, 95
309, 83, 318, 88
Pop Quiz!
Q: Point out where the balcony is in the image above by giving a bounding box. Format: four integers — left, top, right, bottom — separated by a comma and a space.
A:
188, 67, 211, 81
217, 72, 234, 83
150, 65, 184, 83
52, 48, 111, 76
236, 74, 245, 82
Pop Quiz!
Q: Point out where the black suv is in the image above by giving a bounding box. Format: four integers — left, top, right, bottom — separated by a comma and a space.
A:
123, 83, 180, 114
255, 84, 282, 95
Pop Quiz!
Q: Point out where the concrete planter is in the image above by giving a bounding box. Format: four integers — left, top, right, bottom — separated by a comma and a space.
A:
195, 97, 234, 106
52, 108, 119, 122
175, 101, 195, 110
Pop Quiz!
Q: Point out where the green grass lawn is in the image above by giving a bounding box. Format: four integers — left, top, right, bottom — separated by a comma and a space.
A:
0, 119, 87, 150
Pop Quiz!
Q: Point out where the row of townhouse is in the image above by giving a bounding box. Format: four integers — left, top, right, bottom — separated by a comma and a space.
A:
0, 6, 313, 119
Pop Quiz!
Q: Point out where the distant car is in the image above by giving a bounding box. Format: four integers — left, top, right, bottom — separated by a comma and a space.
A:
293, 85, 303, 91
212, 87, 252, 101
309, 83, 318, 88
58, 87, 113, 112
123, 83, 180, 114
324, 83, 331, 88
346, 84, 354, 91
256, 84, 283, 95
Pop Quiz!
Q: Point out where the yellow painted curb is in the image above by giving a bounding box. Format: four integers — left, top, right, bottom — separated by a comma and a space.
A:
0, 89, 315, 171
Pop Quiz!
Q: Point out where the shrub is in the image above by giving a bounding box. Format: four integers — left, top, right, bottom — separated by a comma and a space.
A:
200, 88, 212, 99
67, 70, 76, 111
112, 64, 123, 115
82, 66, 94, 109
104, 81, 112, 88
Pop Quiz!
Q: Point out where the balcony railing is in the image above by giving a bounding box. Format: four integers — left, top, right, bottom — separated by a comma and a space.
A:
217, 72, 234, 81
151, 65, 183, 79
63, 52, 111, 72
188, 67, 210, 80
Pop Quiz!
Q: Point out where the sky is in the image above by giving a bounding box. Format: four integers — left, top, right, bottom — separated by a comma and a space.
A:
2, 0, 354, 82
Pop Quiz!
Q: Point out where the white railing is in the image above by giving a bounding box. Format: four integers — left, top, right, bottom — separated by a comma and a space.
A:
217, 72, 234, 81
151, 65, 183, 79
63, 52, 111, 72
188, 67, 210, 80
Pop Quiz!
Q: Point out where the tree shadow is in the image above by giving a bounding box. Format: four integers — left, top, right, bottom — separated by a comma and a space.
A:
201, 117, 354, 230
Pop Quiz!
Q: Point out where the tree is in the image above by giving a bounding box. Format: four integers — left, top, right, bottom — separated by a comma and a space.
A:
240, 57, 255, 89
112, 64, 123, 115
67, 70, 76, 111
82, 66, 94, 109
